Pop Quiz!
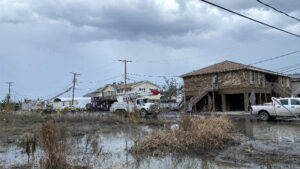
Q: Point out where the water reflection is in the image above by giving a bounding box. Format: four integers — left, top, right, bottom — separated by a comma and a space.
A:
2, 119, 300, 168
234, 119, 300, 143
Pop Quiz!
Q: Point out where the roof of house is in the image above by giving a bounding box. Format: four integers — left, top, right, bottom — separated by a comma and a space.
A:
181, 60, 290, 78
115, 81, 160, 89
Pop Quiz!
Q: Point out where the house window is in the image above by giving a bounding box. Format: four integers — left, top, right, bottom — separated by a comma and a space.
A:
250, 71, 254, 84
117, 89, 120, 93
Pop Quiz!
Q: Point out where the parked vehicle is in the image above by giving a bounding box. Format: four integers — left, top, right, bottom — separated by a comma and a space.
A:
251, 97, 300, 121
110, 97, 159, 117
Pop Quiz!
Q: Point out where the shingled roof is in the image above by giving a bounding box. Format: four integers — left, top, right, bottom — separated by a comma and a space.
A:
181, 61, 289, 77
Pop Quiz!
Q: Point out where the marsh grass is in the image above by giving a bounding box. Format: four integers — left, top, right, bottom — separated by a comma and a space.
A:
40, 119, 69, 169
130, 115, 237, 156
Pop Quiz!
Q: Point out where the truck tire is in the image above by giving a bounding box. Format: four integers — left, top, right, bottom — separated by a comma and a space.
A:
140, 110, 147, 118
258, 111, 270, 121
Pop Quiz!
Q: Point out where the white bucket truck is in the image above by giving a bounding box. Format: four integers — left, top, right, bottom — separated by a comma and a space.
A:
109, 91, 160, 117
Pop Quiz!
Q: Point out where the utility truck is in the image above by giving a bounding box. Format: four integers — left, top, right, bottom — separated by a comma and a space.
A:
251, 97, 300, 121
109, 91, 160, 117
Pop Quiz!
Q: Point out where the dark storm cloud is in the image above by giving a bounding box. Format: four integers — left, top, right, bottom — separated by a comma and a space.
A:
0, 0, 299, 100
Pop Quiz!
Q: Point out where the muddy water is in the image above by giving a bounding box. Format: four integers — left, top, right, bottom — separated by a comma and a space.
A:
1, 119, 300, 168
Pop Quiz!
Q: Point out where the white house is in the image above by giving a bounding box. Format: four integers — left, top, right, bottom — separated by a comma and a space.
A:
115, 81, 160, 95
86, 81, 161, 98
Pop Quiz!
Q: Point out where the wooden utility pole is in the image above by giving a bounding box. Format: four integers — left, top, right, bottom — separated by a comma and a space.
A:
118, 59, 132, 94
70, 72, 80, 106
6, 82, 13, 104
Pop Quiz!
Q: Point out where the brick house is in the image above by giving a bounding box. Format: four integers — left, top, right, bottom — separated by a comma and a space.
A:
181, 61, 291, 112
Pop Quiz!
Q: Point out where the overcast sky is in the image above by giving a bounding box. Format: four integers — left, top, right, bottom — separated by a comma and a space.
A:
0, 0, 300, 101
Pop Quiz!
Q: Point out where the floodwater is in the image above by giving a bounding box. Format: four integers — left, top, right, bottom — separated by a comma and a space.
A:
1, 118, 300, 169
234, 119, 300, 143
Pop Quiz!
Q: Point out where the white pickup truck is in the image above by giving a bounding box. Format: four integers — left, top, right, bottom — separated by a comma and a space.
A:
251, 97, 300, 121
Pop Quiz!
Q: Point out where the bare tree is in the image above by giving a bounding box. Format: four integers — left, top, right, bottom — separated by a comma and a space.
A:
161, 77, 182, 100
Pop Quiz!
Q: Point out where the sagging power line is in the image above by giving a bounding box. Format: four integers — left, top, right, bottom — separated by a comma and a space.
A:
198, 0, 300, 38
256, 0, 300, 22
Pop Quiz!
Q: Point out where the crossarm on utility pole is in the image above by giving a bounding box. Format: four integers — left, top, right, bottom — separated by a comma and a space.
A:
118, 59, 132, 94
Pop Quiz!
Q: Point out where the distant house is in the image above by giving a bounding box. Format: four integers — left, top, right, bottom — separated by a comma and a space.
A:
115, 81, 160, 95
181, 61, 291, 112
87, 81, 161, 99
291, 74, 300, 97
83, 81, 161, 110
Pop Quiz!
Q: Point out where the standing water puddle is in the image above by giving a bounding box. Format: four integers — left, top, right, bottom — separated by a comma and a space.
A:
1, 119, 300, 168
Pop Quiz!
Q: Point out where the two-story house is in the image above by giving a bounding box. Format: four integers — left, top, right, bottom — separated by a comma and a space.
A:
87, 81, 161, 99
182, 61, 291, 112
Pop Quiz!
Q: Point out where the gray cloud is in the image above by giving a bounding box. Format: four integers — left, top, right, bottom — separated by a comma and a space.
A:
0, 0, 299, 100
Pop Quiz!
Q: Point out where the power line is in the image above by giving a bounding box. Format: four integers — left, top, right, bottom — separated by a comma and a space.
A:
198, 0, 300, 38
42, 84, 73, 100
129, 73, 180, 78
273, 63, 300, 72
256, 0, 300, 22
283, 68, 300, 73
278, 65, 300, 73
249, 50, 300, 65
131, 50, 300, 78
82, 74, 124, 84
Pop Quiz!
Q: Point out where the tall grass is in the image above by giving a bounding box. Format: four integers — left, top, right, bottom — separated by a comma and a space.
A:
41, 119, 69, 169
130, 115, 236, 156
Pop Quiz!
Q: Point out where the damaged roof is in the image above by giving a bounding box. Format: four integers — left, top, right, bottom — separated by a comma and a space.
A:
181, 60, 290, 78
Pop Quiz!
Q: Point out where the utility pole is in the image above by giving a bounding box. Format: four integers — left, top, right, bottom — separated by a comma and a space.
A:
6, 82, 13, 104
70, 72, 80, 106
118, 59, 132, 94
